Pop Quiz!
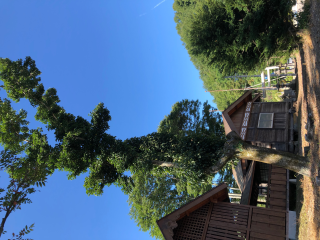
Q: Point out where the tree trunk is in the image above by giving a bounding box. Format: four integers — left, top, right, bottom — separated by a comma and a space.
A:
209, 131, 310, 177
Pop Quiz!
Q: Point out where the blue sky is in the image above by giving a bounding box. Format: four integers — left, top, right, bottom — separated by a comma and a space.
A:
0, 1, 216, 239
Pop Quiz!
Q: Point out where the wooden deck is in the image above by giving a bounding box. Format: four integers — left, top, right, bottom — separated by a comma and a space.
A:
172, 202, 288, 240
267, 165, 288, 211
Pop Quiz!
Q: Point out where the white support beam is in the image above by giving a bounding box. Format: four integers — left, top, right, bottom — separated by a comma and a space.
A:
267, 69, 271, 87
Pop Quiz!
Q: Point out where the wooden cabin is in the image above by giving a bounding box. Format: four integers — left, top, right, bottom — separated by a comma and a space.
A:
157, 184, 290, 240
157, 91, 297, 240
222, 90, 295, 210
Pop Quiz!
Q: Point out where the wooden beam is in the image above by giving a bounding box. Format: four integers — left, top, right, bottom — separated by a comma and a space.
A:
246, 207, 253, 240
201, 202, 214, 240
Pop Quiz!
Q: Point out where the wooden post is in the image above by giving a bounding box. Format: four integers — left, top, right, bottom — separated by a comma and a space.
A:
261, 71, 266, 98
267, 69, 271, 87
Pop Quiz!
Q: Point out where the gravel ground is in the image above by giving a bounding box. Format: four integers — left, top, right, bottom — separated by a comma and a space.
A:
294, 0, 320, 239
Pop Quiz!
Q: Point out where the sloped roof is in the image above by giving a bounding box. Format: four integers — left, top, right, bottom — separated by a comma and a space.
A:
157, 183, 228, 240
222, 90, 253, 135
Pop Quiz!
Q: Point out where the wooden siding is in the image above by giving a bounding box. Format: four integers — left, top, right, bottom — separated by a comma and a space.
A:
172, 202, 287, 240
247, 102, 291, 146
248, 143, 288, 211
230, 103, 246, 134
222, 91, 253, 135
267, 165, 288, 211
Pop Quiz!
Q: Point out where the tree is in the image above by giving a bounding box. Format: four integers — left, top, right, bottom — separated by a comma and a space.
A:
0, 57, 311, 239
158, 99, 224, 137
173, 0, 297, 75
127, 100, 226, 239
0, 151, 45, 239
172, 0, 297, 111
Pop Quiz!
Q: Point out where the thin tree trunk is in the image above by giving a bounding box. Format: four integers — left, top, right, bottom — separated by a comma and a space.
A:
0, 207, 13, 237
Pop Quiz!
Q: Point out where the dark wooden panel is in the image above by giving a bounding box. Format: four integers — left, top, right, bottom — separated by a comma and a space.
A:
271, 205, 285, 210
246, 129, 255, 141
275, 129, 286, 142
269, 198, 286, 207
206, 233, 244, 240
250, 221, 286, 237
209, 220, 248, 231
270, 174, 287, 181
213, 205, 249, 213
271, 103, 287, 113
270, 184, 286, 192
248, 113, 259, 128
251, 103, 261, 113
230, 104, 246, 134
255, 129, 276, 142
273, 113, 286, 128
211, 215, 248, 224
250, 231, 285, 240
252, 208, 286, 217
214, 202, 250, 210
212, 210, 248, 219
252, 214, 286, 226
271, 168, 287, 174
270, 179, 287, 185
260, 103, 273, 113
207, 227, 246, 238
269, 191, 286, 199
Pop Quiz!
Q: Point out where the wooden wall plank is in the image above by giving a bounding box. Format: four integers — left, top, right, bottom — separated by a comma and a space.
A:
252, 208, 286, 217
251, 214, 286, 226
250, 231, 286, 240
207, 227, 246, 238
270, 174, 287, 181
250, 222, 286, 236
201, 202, 214, 240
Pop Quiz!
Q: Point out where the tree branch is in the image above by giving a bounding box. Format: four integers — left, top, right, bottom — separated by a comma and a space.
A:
221, 131, 311, 177
151, 161, 179, 168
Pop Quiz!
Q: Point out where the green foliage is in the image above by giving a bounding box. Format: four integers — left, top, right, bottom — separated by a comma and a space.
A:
0, 99, 29, 153
158, 99, 224, 136
173, 0, 298, 110
296, 1, 311, 30
0, 151, 42, 239
262, 90, 283, 102
0, 57, 236, 239
174, 0, 297, 74
128, 170, 194, 239
0, 57, 118, 181
126, 100, 227, 239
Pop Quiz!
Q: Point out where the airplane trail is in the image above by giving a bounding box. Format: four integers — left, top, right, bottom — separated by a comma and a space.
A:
153, 0, 166, 9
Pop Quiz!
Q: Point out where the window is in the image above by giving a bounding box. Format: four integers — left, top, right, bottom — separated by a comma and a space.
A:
258, 113, 274, 128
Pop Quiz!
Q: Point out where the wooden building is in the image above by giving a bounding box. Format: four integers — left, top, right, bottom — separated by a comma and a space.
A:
157, 184, 290, 240
222, 90, 294, 211
157, 91, 296, 240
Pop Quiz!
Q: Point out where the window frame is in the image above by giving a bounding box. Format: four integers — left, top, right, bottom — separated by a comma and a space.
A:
257, 113, 274, 128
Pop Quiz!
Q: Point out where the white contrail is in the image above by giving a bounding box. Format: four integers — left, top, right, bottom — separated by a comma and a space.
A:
139, 0, 166, 17
153, 0, 166, 9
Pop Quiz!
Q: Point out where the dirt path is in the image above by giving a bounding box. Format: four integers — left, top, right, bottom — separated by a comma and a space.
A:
294, 0, 320, 238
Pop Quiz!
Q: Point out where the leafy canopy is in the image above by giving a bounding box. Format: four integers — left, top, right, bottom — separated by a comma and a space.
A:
0, 57, 232, 240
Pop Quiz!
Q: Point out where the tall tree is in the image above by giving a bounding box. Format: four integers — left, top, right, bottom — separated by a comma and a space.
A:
127, 100, 225, 239
0, 57, 311, 239
174, 0, 297, 75
172, 0, 297, 110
